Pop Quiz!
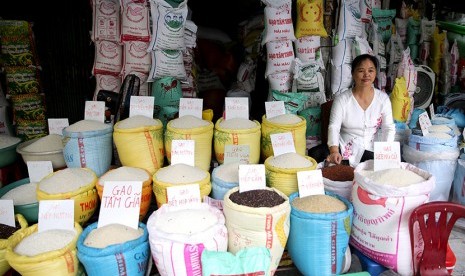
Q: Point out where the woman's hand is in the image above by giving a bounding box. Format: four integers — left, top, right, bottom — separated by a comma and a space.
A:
326, 152, 342, 164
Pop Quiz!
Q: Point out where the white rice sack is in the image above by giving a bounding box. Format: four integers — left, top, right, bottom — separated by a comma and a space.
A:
122, 41, 151, 75
336, 0, 363, 41
267, 113, 302, 125
360, 0, 375, 23
215, 162, 240, 183
268, 152, 313, 169
84, 223, 144, 248
99, 166, 150, 186
155, 163, 207, 184
292, 59, 325, 93
91, 0, 120, 42
396, 48, 417, 93
149, 49, 187, 81
332, 39, 353, 67
419, 18, 436, 43
0, 134, 21, 149
219, 118, 257, 130
39, 168, 96, 194
352, 36, 374, 57
65, 120, 109, 133
261, 0, 296, 45
395, 17, 408, 45
120, 0, 151, 42
22, 134, 63, 152
372, 8, 396, 44
117, 115, 161, 129
375, 71, 387, 92
265, 40, 294, 78
93, 74, 121, 97
148, 0, 188, 50
300, 91, 326, 109
388, 33, 404, 65
267, 72, 293, 93
295, 36, 320, 63
358, 168, 425, 187
169, 115, 210, 129
330, 64, 352, 95
14, 229, 76, 257
1, 182, 37, 205
155, 208, 219, 235
92, 40, 123, 75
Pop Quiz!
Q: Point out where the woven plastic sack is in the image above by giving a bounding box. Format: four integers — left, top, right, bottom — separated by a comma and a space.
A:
261, 114, 307, 161
264, 155, 317, 196
37, 168, 98, 225
452, 159, 465, 205
223, 187, 291, 275
113, 119, 165, 175
213, 118, 261, 165
408, 133, 458, 152
96, 168, 153, 221
390, 77, 410, 123
0, 214, 28, 275
287, 192, 353, 276
146, 203, 228, 276
152, 165, 212, 207
210, 166, 239, 200
63, 122, 113, 177
5, 222, 83, 276
77, 222, 150, 276
164, 118, 214, 171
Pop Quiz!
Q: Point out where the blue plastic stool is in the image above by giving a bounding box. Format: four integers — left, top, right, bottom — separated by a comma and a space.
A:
350, 246, 388, 276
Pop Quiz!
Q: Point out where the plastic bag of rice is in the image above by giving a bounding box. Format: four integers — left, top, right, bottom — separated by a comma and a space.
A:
213, 118, 261, 165
77, 222, 150, 276
37, 168, 98, 225
97, 166, 153, 221
261, 114, 307, 160
211, 162, 240, 200
265, 153, 317, 196
164, 115, 214, 171
152, 163, 211, 207
5, 222, 82, 275
1, 182, 37, 205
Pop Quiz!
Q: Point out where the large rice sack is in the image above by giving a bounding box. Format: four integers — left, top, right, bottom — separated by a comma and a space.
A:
113, 115, 165, 175
452, 159, 465, 205
408, 132, 458, 153
350, 160, 434, 275
146, 203, 228, 276
62, 120, 113, 177
5, 222, 83, 276
320, 164, 355, 200
264, 153, 317, 196
164, 115, 214, 171
97, 166, 153, 221
213, 118, 261, 164
211, 162, 240, 200
37, 168, 98, 225
287, 192, 353, 276
389, 77, 410, 123
77, 222, 150, 276
152, 163, 211, 207
261, 114, 306, 161
223, 187, 291, 275
0, 214, 28, 275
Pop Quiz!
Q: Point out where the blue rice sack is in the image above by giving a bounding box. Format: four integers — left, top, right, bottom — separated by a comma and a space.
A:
77, 222, 150, 276
211, 165, 239, 201
408, 133, 458, 152
452, 159, 465, 205
287, 191, 353, 276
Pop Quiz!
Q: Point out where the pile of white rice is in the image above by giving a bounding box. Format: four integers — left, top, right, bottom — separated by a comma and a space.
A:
0, 134, 21, 149
14, 229, 76, 257
268, 152, 313, 169
99, 166, 149, 186
154, 208, 218, 235
358, 168, 425, 187
292, 194, 347, 213
267, 114, 302, 124
428, 125, 451, 133
1, 182, 38, 205
219, 118, 257, 129
84, 224, 143, 248
425, 132, 452, 139
215, 162, 240, 183
21, 134, 63, 153
65, 120, 109, 132
117, 115, 161, 129
155, 163, 207, 184
39, 168, 95, 194
169, 115, 210, 129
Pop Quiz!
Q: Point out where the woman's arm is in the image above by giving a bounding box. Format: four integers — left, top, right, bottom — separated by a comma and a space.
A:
327, 97, 344, 164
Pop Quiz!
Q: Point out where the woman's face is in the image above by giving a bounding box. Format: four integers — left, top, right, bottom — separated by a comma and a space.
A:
353, 59, 377, 88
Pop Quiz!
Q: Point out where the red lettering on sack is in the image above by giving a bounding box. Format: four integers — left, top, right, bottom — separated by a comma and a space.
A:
144, 130, 158, 169
78, 138, 86, 167
265, 214, 273, 248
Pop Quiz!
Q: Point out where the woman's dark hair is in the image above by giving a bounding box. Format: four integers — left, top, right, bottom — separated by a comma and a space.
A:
351, 54, 379, 74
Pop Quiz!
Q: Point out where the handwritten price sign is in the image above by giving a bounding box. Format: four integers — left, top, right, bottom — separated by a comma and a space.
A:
48, 118, 69, 135
265, 101, 285, 119
167, 184, 201, 208
171, 140, 195, 166
239, 164, 266, 192
0, 200, 15, 227
297, 170, 325, 198
27, 161, 53, 183
225, 97, 249, 120
270, 132, 296, 156
374, 141, 401, 171
224, 145, 250, 164
38, 200, 74, 232
418, 111, 432, 136
179, 98, 203, 118
84, 101, 105, 123
129, 96, 155, 118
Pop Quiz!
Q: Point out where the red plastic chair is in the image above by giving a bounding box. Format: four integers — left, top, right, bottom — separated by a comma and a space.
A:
409, 201, 465, 276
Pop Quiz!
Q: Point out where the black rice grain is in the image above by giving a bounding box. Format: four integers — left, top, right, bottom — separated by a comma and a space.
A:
229, 189, 285, 208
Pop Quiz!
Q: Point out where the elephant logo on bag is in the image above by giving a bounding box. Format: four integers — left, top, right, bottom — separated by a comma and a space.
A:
357, 186, 387, 207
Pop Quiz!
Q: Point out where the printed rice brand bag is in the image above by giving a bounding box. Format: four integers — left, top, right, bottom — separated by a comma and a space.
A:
295, 0, 328, 38
15, 119, 47, 141
149, 49, 187, 81
335, 0, 362, 41
0, 20, 37, 66
294, 36, 320, 63
270, 91, 308, 114
298, 106, 321, 138
223, 187, 291, 275
122, 41, 151, 75
149, 0, 188, 50
350, 160, 434, 275
93, 74, 122, 97
5, 222, 83, 276
261, 0, 296, 45
91, 0, 120, 42
265, 40, 295, 77
0, 214, 28, 276
77, 222, 150, 276
120, 0, 151, 42
372, 8, 396, 44
146, 203, 228, 276
5, 66, 41, 95
92, 40, 123, 76
11, 93, 46, 121
390, 77, 410, 123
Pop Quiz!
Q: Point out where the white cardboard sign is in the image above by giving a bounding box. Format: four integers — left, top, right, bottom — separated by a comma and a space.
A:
418, 111, 432, 136
225, 97, 249, 120
270, 132, 296, 156
265, 101, 285, 119
129, 96, 155, 118
84, 101, 105, 123
373, 141, 401, 171
166, 184, 201, 208
297, 170, 325, 198
48, 118, 69, 135
238, 164, 266, 193
179, 98, 203, 118
27, 161, 53, 183
224, 145, 250, 164
170, 140, 195, 167
0, 200, 15, 227
38, 200, 74, 232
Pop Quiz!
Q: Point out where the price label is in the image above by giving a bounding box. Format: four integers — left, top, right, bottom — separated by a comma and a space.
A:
98, 181, 142, 229
179, 98, 203, 118
225, 97, 249, 120
374, 141, 401, 171
84, 101, 106, 123
167, 184, 201, 208
38, 200, 74, 232
27, 161, 53, 183
238, 164, 266, 193
265, 101, 285, 119
224, 145, 250, 164
129, 96, 155, 118
297, 170, 325, 198
171, 140, 195, 167
0, 200, 15, 227
418, 111, 432, 136
270, 132, 296, 156
48, 118, 69, 135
